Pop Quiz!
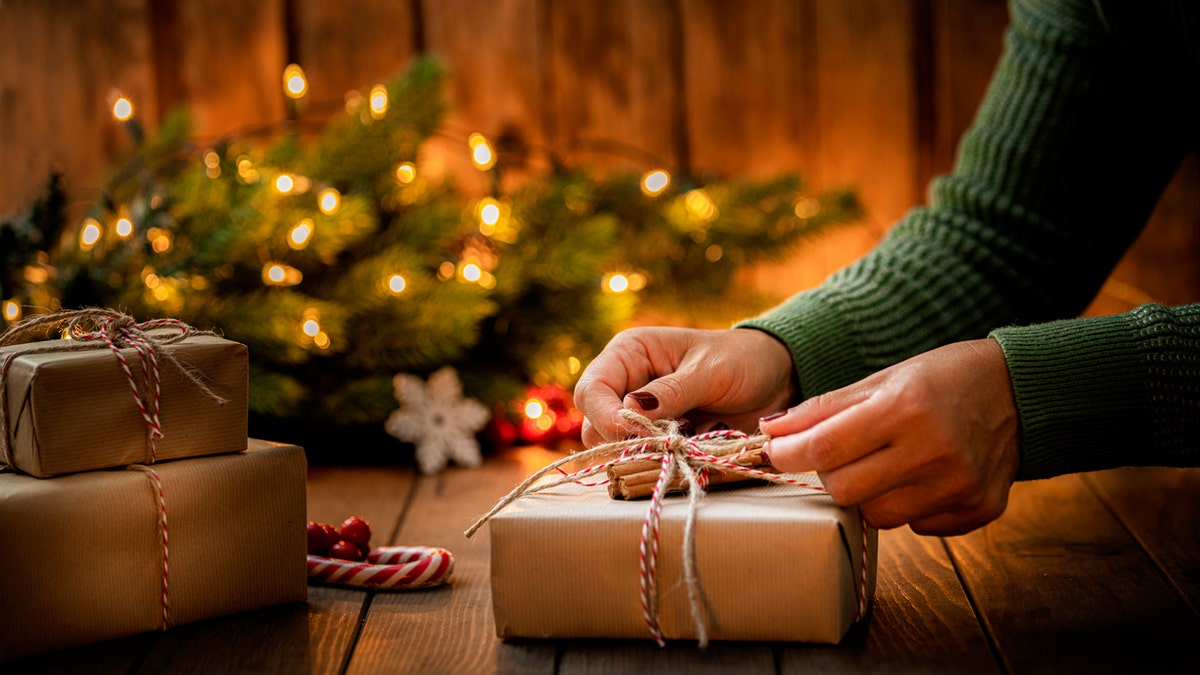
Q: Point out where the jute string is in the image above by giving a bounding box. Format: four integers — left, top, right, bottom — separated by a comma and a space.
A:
466, 408, 871, 647
0, 308, 227, 469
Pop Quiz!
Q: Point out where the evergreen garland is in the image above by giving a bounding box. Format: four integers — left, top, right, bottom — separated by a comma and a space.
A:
0, 57, 859, 450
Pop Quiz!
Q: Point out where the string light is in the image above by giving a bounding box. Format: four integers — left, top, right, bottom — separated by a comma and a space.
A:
468, 133, 496, 171
302, 318, 321, 337
684, 189, 718, 221
3, 300, 21, 322
147, 227, 172, 253
262, 262, 303, 286
204, 151, 221, 179
606, 273, 630, 293
283, 64, 308, 99
79, 218, 102, 250
477, 197, 501, 236
115, 217, 134, 238
460, 262, 482, 283
111, 96, 134, 121
318, 188, 340, 214
524, 399, 545, 419
275, 174, 295, 193
387, 274, 407, 294
641, 170, 670, 196
568, 356, 582, 375
705, 244, 724, 262
237, 156, 259, 184
395, 162, 416, 184
603, 271, 645, 293
288, 219, 314, 249
369, 84, 388, 119
794, 196, 821, 219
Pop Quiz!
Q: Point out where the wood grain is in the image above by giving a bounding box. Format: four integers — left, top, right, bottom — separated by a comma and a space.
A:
781, 527, 1000, 673
945, 473, 1200, 673
345, 446, 560, 674
1085, 467, 1200, 615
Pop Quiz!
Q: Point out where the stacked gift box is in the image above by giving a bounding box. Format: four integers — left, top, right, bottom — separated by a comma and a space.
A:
0, 328, 307, 663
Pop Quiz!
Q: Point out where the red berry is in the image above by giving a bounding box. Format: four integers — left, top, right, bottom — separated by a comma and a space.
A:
328, 540, 364, 561
339, 517, 372, 549
306, 521, 339, 555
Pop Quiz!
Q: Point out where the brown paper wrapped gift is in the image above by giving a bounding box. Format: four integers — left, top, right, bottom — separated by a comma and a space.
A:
488, 480, 876, 644
0, 439, 307, 663
0, 334, 248, 477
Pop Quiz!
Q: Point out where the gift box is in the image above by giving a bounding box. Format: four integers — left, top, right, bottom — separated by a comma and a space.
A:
0, 334, 248, 477
488, 480, 876, 644
0, 439, 307, 663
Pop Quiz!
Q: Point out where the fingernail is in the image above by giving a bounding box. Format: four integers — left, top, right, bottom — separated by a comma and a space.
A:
626, 392, 659, 411
760, 447, 773, 467
712, 422, 729, 431
760, 411, 786, 422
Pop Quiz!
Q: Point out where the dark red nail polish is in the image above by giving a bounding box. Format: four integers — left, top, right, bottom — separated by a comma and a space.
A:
760, 449, 773, 467
626, 392, 659, 411
760, 411, 786, 422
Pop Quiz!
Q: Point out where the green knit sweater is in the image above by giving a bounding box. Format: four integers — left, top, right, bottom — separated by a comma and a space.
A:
738, 0, 1200, 480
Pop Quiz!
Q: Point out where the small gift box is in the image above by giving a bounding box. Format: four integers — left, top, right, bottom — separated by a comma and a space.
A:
0, 332, 248, 477
486, 479, 875, 644
0, 439, 307, 663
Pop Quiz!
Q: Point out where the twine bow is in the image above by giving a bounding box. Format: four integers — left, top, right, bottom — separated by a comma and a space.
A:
466, 409, 870, 648
0, 308, 226, 468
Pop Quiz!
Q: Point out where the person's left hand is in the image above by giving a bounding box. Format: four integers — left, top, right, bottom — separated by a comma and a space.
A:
759, 338, 1020, 536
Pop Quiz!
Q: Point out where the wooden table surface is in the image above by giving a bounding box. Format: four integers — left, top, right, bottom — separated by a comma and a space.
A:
8, 446, 1200, 674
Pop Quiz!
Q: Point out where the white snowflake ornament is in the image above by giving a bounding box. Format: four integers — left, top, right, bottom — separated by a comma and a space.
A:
385, 366, 491, 475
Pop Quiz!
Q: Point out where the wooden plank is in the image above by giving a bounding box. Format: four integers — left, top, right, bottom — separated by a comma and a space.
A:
1086, 467, 1200, 615
560, 640, 774, 674
289, 0, 419, 117
151, 0, 287, 144
781, 527, 999, 673
0, 0, 156, 218
545, 0, 684, 174
345, 447, 559, 674
419, 0, 548, 195
946, 473, 1200, 673
679, 0, 811, 179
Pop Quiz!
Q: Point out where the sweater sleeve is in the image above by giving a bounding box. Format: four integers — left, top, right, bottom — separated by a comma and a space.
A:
737, 0, 1198, 479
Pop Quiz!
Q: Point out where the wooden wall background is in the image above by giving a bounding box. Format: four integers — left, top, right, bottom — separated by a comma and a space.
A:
1, 0, 1197, 314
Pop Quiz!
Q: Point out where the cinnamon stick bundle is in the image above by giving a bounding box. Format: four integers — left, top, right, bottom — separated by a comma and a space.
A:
607, 446, 776, 500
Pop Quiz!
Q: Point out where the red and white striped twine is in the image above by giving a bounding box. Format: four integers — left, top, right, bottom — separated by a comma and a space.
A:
132, 465, 171, 629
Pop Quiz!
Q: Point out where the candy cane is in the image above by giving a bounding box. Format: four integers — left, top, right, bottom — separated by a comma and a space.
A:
307, 546, 454, 590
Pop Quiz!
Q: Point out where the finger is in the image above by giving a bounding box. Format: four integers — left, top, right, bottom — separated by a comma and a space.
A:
763, 395, 896, 474
759, 384, 872, 437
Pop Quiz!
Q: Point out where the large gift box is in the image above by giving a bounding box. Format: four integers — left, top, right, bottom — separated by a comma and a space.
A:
0, 334, 248, 477
488, 480, 876, 644
0, 439, 307, 663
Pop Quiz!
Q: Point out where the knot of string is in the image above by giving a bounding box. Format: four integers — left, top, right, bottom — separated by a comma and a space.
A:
466, 408, 869, 648
0, 308, 226, 467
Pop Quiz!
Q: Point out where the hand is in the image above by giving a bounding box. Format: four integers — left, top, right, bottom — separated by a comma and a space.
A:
759, 338, 1020, 536
574, 327, 796, 446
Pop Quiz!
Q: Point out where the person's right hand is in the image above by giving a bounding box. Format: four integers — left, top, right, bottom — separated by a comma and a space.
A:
573, 326, 797, 447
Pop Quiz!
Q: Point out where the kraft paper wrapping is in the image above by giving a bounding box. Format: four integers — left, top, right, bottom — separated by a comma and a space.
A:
489, 481, 877, 644
0, 335, 248, 477
0, 439, 308, 663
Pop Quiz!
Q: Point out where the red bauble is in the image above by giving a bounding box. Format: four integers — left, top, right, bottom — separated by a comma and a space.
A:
328, 540, 365, 561
306, 521, 339, 555
339, 516, 372, 550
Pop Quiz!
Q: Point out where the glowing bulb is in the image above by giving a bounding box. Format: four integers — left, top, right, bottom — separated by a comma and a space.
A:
684, 189, 718, 221
535, 414, 555, 431
478, 198, 501, 235
283, 64, 308, 99
318, 189, 340, 214
147, 227, 172, 253
468, 133, 496, 170
641, 170, 670, 196
80, 219, 102, 249
288, 219, 314, 249
461, 263, 482, 282
705, 244, 723, 262
395, 162, 416, 184
115, 217, 133, 237
302, 319, 320, 336
112, 97, 134, 121
606, 273, 630, 293
313, 331, 330, 349
369, 84, 388, 119
437, 261, 456, 281
524, 399, 545, 419
568, 356, 581, 374
387, 274, 407, 294
262, 263, 302, 286
794, 196, 821, 219
3, 300, 21, 322
275, 174, 294, 193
